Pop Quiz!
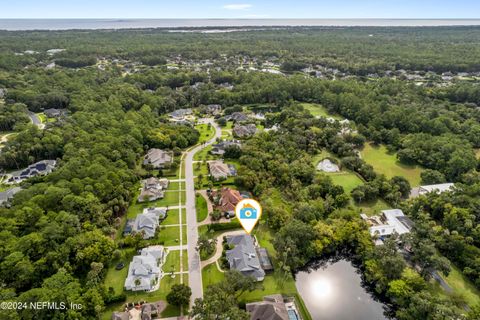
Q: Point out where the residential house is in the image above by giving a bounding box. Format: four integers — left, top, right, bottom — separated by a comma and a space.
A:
0, 187, 21, 206
211, 187, 243, 217
246, 295, 295, 320
138, 177, 168, 202
168, 108, 192, 120
410, 183, 454, 198
6, 160, 57, 184
233, 123, 257, 138
227, 112, 249, 122
132, 207, 167, 239
206, 104, 222, 115
211, 140, 241, 155
225, 234, 266, 281
143, 149, 173, 169
43, 108, 66, 118
361, 209, 414, 245
124, 246, 165, 291
208, 160, 236, 181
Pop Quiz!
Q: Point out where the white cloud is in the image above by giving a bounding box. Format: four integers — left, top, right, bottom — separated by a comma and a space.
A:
223, 4, 252, 10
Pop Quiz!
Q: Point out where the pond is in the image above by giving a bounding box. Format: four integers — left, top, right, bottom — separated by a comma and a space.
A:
295, 259, 390, 320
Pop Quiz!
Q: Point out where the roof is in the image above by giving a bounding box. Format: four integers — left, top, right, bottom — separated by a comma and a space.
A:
226, 235, 266, 281
7, 160, 57, 184
368, 209, 413, 237
228, 112, 249, 122
214, 187, 243, 213
246, 295, 289, 320
111, 312, 129, 320
233, 124, 257, 138
132, 208, 166, 239
419, 183, 454, 194
143, 149, 173, 168
208, 160, 234, 180
124, 246, 164, 291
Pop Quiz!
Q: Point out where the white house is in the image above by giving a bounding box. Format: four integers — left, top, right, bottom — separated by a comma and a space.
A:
124, 246, 165, 292
362, 209, 414, 245
410, 183, 454, 198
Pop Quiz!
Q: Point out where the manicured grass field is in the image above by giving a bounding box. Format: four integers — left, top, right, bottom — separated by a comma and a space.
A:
300, 102, 342, 119
196, 193, 209, 222
326, 171, 363, 194
193, 145, 214, 161
164, 250, 183, 273
157, 226, 182, 246
202, 263, 225, 289
162, 209, 180, 225
195, 123, 215, 142
221, 129, 233, 139
361, 143, 423, 186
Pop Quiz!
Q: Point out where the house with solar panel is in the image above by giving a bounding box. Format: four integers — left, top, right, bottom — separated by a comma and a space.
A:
6, 160, 57, 184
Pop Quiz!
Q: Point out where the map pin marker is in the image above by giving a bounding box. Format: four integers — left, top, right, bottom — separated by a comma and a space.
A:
235, 199, 262, 234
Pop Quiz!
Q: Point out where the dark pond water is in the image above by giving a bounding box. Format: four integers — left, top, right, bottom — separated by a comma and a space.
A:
295, 259, 390, 320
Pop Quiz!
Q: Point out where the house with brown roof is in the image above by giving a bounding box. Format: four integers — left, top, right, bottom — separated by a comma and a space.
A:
211, 187, 243, 217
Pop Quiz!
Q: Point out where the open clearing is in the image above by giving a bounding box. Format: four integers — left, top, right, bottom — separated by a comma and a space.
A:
300, 102, 342, 119
361, 143, 422, 186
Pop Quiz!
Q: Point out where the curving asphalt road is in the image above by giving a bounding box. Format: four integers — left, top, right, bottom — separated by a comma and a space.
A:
185, 118, 222, 307
28, 111, 45, 129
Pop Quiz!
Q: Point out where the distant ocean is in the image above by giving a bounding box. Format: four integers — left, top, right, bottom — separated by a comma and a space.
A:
1, 19, 480, 31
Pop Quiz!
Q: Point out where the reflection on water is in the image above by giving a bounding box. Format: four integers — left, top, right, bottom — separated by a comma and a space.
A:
295, 259, 389, 320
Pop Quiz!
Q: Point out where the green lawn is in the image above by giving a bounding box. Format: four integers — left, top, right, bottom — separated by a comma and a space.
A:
442, 264, 480, 307
355, 198, 391, 216
193, 145, 215, 161
361, 143, 423, 186
326, 171, 363, 194
156, 226, 182, 246
36, 113, 46, 123
322, 171, 390, 216
202, 263, 225, 289
164, 250, 186, 273
162, 209, 181, 225
221, 129, 233, 139
196, 123, 215, 142
102, 274, 182, 320
196, 193, 209, 222
300, 102, 342, 119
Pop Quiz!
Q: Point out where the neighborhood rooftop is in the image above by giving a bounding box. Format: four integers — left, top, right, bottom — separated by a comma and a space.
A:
226, 234, 266, 281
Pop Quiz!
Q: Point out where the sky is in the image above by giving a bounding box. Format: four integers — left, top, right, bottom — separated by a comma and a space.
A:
1, 0, 479, 19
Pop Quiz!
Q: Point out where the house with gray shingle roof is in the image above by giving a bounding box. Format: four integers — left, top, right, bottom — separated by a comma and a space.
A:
226, 234, 266, 281
132, 207, 167, 239
124, 246, 165, 292
143, 149, 173, 169
233, 123, 257, 138
246, 295, 291, 320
